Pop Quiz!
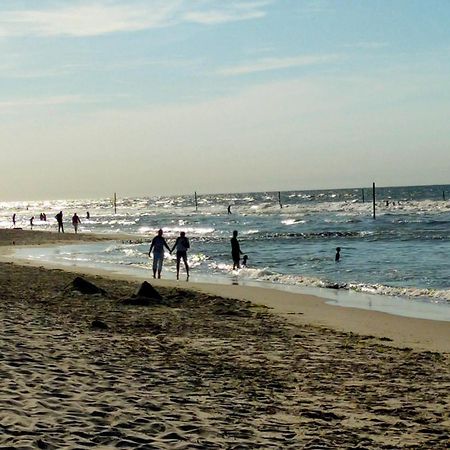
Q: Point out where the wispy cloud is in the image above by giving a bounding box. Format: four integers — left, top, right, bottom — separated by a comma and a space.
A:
0, 1, 271, 38
343, 41, 389, 50
184, 1, 270, 25
0, 95, 94, 111
217, 54, 342, 76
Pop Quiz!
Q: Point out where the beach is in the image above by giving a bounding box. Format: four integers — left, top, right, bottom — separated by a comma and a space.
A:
0, 229, 449, 449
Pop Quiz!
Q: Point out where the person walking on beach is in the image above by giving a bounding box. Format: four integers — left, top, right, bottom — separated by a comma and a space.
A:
231, 230, 243, 270
12, 214, 16, 227
171, 231, 190, 281
148, 229, 171, 279
72, 213, 81, 234
55, 211, 64, 233
30, 216, 34, 229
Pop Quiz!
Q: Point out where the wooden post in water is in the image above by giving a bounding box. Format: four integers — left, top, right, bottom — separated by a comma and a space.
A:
362, 189, 365, 203
194, 191, 198, 211
278, 191, 282, 208
372, 182, 376, 219
114, 192, 117, 214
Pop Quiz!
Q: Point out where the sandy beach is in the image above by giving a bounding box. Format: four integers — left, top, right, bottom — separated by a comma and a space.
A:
1, 229, 449, 449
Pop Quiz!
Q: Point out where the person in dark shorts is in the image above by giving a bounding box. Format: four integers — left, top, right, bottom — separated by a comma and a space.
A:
171, 231, 190, 281
148, 229, 171, 279
231, 230, 243, 270
72, 213, 81, 234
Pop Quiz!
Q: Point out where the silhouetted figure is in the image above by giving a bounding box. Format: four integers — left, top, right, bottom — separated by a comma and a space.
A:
148, 229, 171, 279
12, 214, 16, 227
72, 213, 81, 234
231, 230, 243, 270
39, 213, 44, 221
227, 205, 232, 214
86, 211, 90, 219
43, 213, 46, 221
385, 200, 389, 207
55, 211, 64, 233
242, 255, 248, 267
335, 247, 341, 262
171, 231, 190, 281
30, 216, 34, 229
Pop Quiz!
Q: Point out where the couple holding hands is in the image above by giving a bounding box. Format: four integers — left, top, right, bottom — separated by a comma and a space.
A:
148, 229, 190, 281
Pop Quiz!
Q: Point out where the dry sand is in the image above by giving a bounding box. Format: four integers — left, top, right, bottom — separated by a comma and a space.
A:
0, 229, 449, 449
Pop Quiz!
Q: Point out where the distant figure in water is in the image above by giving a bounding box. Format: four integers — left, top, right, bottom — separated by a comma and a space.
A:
335, 247, 341, 262
55, 211, 64, 233
148, 229, 171, 279
227, 205, 232, 214
43, 213, 47, 221
12, 214, 16, 227
242, 254, 248, 267
171, 231, 190, 281
231, 230, 243, 270
86, 211, 90, 219
30, 216, 34, 229
72, 213, 81, 234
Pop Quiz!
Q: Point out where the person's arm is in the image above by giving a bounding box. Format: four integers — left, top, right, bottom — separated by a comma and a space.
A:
148, 238, 154, 256
165, 238, 173, 253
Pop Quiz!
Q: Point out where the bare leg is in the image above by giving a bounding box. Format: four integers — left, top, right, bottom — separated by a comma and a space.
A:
183, 255, 189, 281
176, 258, 180, 280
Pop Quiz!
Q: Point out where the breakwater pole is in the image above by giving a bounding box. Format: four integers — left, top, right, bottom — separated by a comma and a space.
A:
362, 189, 365, 203
372, 182, 376, 219
114, 192, 117, 214
278, 191, 283, 208
194, 191, 198, 211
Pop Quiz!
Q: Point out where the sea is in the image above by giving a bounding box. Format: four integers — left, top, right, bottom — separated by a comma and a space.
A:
1, 184, 449, 320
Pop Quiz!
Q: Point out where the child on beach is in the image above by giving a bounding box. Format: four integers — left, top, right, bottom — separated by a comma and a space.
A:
242, 255, 248, 267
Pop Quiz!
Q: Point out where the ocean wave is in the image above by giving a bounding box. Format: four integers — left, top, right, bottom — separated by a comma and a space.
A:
229, 271, 450, 303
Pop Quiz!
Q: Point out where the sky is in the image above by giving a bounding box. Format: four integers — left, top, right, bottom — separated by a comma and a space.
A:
1, 0, 449, 201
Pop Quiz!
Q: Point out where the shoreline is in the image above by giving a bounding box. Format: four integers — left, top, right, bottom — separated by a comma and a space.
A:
1, 228, 449, 353
1, 228, 449, 448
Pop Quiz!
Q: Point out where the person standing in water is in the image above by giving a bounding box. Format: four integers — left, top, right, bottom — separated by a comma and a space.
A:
72, 213, 81, 234
171, 231, 190, 281
148, 229, 171, 279
12, 214, 16, 227
335, 247, 341, 262
55, 211, 64, 233
231, 230, 243, 270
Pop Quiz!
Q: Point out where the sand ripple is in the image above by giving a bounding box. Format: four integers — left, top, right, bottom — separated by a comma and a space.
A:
1, 263, 449, 449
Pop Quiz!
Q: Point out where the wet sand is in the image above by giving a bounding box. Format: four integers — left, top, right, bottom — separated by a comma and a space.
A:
0, 229, 449, 448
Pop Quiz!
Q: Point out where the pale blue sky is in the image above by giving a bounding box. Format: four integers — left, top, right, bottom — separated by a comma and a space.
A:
1, 0, 449, 200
